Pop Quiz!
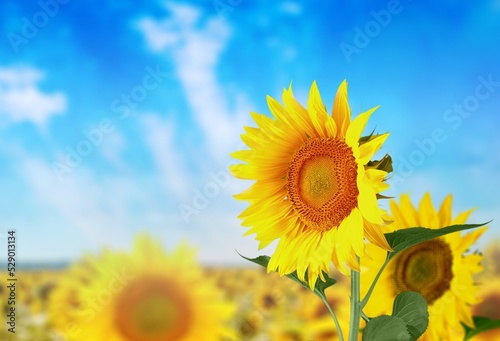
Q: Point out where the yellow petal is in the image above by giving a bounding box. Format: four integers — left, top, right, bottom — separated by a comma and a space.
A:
282, 85, 317, 138
358, 175, 384, 225
438, 194, 453, 226
364, 220, 392, 251
358, 133, 389, 165
345, 106, 379, 147
418, 192, 439, 228
398, 193, 418, 227
451, 208, 475, 225
332, 79, 351, 137
307, 81, 328, 136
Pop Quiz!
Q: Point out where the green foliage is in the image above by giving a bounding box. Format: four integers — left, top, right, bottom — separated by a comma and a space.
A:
363, 292, 428, 341
384, 223, 489, 261
392, 292, 429, 340
463, 316, 500, 340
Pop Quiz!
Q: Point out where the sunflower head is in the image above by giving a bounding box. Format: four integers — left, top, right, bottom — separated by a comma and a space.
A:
48, 234, 235, 341
231, 80, 392, 288
361, 193, 487, 341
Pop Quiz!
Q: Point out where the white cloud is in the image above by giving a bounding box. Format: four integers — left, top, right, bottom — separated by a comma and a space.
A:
0, 66, 66, 129
17, 149, 193, 254
21, 156, 130, 247
137, 2, 251, 162
141, 113, 191, 201
100, 129, 127, 171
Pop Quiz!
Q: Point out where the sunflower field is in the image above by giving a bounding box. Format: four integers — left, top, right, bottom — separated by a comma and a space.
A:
0, 232, 498, 341
1, 1, 500, 341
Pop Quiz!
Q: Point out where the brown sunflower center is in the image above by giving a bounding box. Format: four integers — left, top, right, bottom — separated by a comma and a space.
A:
114, 276, 192, 341
393, 239, 453, 305
287, 137, 359, 231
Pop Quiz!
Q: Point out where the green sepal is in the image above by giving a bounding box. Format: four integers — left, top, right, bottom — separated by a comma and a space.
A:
359, 129, 376, 144
367, 153, 393, 173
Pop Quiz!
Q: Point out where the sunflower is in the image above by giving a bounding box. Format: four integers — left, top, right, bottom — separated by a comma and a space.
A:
230, 80, 392, 288
470, 277, 500, 341
48, 235, 235, 341
361, 193, 486, 341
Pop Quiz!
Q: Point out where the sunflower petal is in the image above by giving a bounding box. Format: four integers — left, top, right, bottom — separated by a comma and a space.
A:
345, 106, 379, 147
307, 81, 328, 136
358, 133, 389, 165
332, 79, 351, 137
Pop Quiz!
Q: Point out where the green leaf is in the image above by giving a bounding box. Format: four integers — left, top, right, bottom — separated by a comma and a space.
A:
363, 292, 428, 341
384, 223, 489, 261
236, 252, 336, 295
362, 315, 411, 341
392, 292, 428, 340
463, 316, 500, 340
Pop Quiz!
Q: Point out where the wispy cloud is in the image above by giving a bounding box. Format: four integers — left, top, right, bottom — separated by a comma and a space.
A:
141, 113, 191, 201
0, 66, 66, 130
137, 2, 251, 162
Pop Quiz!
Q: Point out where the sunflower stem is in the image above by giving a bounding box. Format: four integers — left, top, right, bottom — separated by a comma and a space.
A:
348, 268, 361, 341
317, 291, 345, 341
360, 257, 390, 308
360, 311, 370, 322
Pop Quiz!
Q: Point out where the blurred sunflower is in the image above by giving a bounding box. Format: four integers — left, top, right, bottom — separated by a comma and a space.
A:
361, 193, 486, 341
49, 235, 235, 341
231, 80, 392, 288
479, 238, 500, 278
470, 277, 500, 341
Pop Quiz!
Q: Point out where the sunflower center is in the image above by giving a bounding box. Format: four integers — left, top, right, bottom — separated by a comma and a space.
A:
393, 239, 453, 305
300, 156, 339, 208
114, 276, 192, 341
287, 137, 359, 231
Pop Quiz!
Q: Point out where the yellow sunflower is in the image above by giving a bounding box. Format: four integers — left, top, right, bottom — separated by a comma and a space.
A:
48, 235, 235, 341
470, 277, 500, 341
361, 193, 487, 341
230, 80, 392, 288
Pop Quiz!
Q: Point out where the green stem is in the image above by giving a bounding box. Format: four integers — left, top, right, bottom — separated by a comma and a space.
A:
348, 268, 361, 341
360, 258, 390, 308
318, 291, 345, 341
360, 311, 370, 323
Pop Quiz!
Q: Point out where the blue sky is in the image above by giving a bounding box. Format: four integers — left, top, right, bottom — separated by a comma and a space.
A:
0, 0, 499, 265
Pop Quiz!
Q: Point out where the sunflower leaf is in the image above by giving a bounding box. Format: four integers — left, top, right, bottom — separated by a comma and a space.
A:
363, 292, 428, 341
236, 252, 336, 295
362, 315, 411, 341
384, 223, 489, 261
463, 316, 500, 340
392, 291, 429, 340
